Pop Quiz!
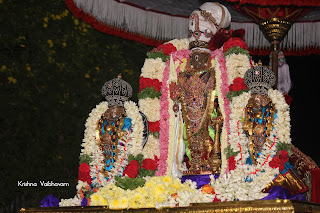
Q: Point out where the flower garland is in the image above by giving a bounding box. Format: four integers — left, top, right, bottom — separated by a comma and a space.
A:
156, 49, 190, 176
139, 40, 189, 168
140, 58, 166, 82
225, 53, 251, 85
80, 101, 143, 187
124, 101, 144, 156
167, 50, 190, 176
212, 49, 230, 173
210, 89, 291, 201
138, 98, 161, 122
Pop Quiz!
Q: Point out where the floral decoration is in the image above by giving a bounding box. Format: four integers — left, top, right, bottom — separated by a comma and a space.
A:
78, 162, 92, 185
225, 53, 251, 85
269, 150, 289, 171
139, 77, 162, 93
90, 176, 214, 209
213, 49, 231, 173
140, 58, 166, 82
226, 77, 249, 100
123, 160, 140, 178
223, 38, 248, 53
141, 157, 159, 171
156, 43, 177, 55
138, 39, 189, 163
148, 121, 160, 134
138, 98, 161, 122
147, 43, 177, 62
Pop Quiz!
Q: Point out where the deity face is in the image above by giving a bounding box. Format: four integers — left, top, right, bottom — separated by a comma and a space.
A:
107, 106, 124, 119
247, 94, 271, 110
190, 50, 210, 70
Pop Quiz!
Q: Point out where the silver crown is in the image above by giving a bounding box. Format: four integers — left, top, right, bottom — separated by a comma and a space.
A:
244, 66, 275, 95
101, 74, 132, 107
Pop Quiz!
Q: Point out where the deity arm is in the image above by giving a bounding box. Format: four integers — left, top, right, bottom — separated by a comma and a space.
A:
212, 106, 223, 154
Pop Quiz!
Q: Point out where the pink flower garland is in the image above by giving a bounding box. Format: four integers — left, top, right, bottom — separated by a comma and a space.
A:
212, 50, 231, 172
156, 59, 170, 176
156, 49, 190, 176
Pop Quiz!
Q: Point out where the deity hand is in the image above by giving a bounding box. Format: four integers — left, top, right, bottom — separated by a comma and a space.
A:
169, 82, 180, 101
208, 154, 221, 174
211, 115, 223, 126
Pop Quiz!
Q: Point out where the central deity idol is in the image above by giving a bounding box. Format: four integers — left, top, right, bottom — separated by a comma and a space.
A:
170, 2, 231, 175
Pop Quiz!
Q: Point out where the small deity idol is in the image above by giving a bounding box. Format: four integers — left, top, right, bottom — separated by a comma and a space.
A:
242, 67, 277, 165
170, 2, 231, 175
97, 74, 133, 178
243, 66, 307, 196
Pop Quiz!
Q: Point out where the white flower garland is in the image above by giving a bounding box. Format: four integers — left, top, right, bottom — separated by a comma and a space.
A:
211, 89, 291, 201
141, 58, 166, 82
124, 101, 144, 156
79, 101, 143, 188
59, 195, 82, 207
225, 53, 251, 85
142, 135, 160, 159
166, 39, 189, 51
213, 56, 228, 174
138, 98, 161, 122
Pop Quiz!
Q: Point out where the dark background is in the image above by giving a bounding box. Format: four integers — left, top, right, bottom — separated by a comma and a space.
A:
0, 0, 319, 211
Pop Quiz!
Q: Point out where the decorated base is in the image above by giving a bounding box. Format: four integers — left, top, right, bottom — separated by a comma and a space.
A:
20, 200, 320, 212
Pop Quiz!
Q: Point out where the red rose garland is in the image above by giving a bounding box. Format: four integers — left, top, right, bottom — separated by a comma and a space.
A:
139, 77, 162, 93
156, 43, 177, 55
78, 162, 92, 185
141, 156, 159, 171
228, 77, 248, 92
123, 160, 140, 178
148, 121, 160, 133
269, 150, 289, 172
223, 37, 248, 53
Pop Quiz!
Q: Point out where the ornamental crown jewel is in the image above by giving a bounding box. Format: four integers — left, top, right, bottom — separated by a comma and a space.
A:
244, 66, 276, 95
101, 73, 132, 107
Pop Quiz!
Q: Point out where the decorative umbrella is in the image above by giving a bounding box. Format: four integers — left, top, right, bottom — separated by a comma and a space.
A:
228, 2, 317, 87
65, 0, 320, 57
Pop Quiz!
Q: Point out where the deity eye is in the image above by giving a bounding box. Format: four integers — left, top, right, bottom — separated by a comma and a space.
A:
195, 55, 199, 61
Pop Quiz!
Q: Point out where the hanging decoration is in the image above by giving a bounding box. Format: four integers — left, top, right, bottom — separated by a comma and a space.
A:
65, 0, 320, 56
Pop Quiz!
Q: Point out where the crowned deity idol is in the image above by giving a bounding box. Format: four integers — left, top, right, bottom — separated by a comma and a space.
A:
240, 66, 307, 198
74, 74, 146, 204
97, 74, 134, 178
169, 2, 231, 176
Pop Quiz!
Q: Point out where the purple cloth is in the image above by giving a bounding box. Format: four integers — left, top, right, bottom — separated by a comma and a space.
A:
262, 186, 306, 201
40, 194, 60, 207
81, 197, 88, 206
180, 174, 219, 189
